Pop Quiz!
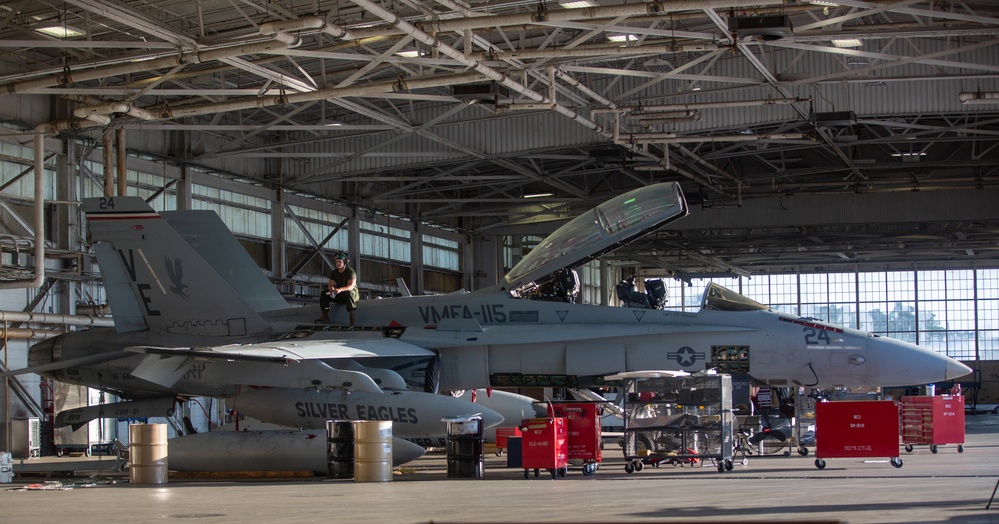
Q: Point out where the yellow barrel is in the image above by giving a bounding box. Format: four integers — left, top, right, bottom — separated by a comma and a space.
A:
353, 421, 393, 482
129, 423, 168, 485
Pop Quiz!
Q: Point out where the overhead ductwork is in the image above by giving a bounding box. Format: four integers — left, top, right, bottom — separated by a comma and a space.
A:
959, 91, 999, 105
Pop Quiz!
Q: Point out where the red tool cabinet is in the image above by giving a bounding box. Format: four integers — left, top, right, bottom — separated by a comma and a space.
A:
900, 395, 965, 453
494, 426, 522, 456
519, 417, 568, 479
549, 402, 602, 476
814, 400, 903, 469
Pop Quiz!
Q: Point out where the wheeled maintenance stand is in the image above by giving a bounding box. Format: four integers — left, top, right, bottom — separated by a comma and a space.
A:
616, 372, 734, 474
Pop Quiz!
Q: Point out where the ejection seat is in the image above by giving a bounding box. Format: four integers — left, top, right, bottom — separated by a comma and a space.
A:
616, 278, 668, 310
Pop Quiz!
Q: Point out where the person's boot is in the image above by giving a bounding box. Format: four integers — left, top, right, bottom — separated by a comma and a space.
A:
348, 311, 356, 327
315, 310, 329, 324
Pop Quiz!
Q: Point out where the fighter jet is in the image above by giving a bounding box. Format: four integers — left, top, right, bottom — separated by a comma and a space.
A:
15, 183, 971, 448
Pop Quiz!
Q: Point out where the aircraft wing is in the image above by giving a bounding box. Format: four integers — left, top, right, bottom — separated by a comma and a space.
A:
0, 351, 131, 377
126, 337, 435, 363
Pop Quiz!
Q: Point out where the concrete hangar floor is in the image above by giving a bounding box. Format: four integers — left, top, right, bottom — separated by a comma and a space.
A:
3, 416, 999, 524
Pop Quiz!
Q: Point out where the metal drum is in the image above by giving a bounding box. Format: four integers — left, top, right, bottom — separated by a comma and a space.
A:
327, 420, 354, 479
353, 421, 393, 482
129, 423, 168, 484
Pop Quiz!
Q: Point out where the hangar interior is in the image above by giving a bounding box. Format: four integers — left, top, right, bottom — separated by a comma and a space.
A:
0, 0, 997, 452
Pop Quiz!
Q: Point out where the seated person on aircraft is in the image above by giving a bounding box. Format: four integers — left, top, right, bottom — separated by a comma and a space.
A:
616, 276, 651, 308
316, 252, 359, 326
536, 268, 580, 303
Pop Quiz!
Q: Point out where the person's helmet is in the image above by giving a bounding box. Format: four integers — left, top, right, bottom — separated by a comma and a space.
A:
333, 252, 348, 262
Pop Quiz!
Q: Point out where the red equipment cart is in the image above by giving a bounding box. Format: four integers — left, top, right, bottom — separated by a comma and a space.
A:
900, 395, 966, 454
549, 402, 603, 476
519, 417, 568, 479
814, 400, 903, 469
494, 426, 522, 456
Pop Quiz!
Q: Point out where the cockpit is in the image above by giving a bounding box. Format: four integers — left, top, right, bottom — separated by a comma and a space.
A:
700, 283, 771, 312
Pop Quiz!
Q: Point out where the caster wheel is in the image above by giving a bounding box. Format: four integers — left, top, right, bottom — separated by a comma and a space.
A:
783, 450, 791, 457
930, 445, 938, 454
635, 460, 645, 472
724, 459, 734, 471
717, 462, 725, 473
741, 458, 749, 466
958, 444, 965, 453
904, 444, 913, 453
891, 457, 903, 468
815, 459, 826, 470
798, 447, 809, 456
625, 462, 635, 474
523, 470, 529, 479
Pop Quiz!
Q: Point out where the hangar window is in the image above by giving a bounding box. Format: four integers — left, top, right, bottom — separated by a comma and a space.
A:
284, 204, 348, 253
423, 234, 458, 271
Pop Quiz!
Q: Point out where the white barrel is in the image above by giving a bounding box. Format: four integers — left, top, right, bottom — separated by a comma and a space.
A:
353, 421, 393, 482
129, 423, 168, 484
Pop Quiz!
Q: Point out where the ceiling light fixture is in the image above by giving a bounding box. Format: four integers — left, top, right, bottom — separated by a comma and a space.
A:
35, 24, 85, 38
832, 38, 862, 48
608, 34, 638, 43
524, 192, 554, 199
559, 0, 598, 7
395, 50, 420, 58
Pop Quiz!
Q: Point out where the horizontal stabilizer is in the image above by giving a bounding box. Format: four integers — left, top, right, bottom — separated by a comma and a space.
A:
127, 336, 434, 363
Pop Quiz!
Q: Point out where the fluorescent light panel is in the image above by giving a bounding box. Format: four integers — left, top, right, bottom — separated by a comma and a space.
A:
524, 192, 554, 198
559, 0, 598, 7
832, 38, 862, 48
608, 34, 638, 43
36, 24, 85, 37
395, 50, 420, 58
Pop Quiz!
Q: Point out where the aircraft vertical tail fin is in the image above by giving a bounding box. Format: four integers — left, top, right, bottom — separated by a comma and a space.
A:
84, 196, 272, 337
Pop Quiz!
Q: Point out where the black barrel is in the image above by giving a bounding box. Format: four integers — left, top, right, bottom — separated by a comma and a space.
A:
327, 420, 354, 479
444, 416, 484, 478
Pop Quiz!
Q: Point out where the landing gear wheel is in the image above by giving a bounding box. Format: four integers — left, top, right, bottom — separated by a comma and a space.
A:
624, 462, 635, 474
815, 459, 826, 469
634, 460, 645, 472
904, 444, 914, 453
724, 459, 734, 471
958, 444, 965, 453
891, 457, 903, 468
930, 445, 938, 454
798, 446, 809, 456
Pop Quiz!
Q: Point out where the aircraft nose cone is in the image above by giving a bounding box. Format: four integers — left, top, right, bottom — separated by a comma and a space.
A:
946, 359, 973, 381
477, 406, 505, 429
868, 335, 971, 386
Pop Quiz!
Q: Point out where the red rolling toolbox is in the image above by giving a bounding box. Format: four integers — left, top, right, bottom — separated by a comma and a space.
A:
494, 426, 522, 456
549, 402, 603, 476
814, 400, 903, 469
519, 417, 568, 479
900, 395, 965, 453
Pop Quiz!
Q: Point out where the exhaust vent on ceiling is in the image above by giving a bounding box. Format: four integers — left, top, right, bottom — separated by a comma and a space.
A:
728, 15, 793, 41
